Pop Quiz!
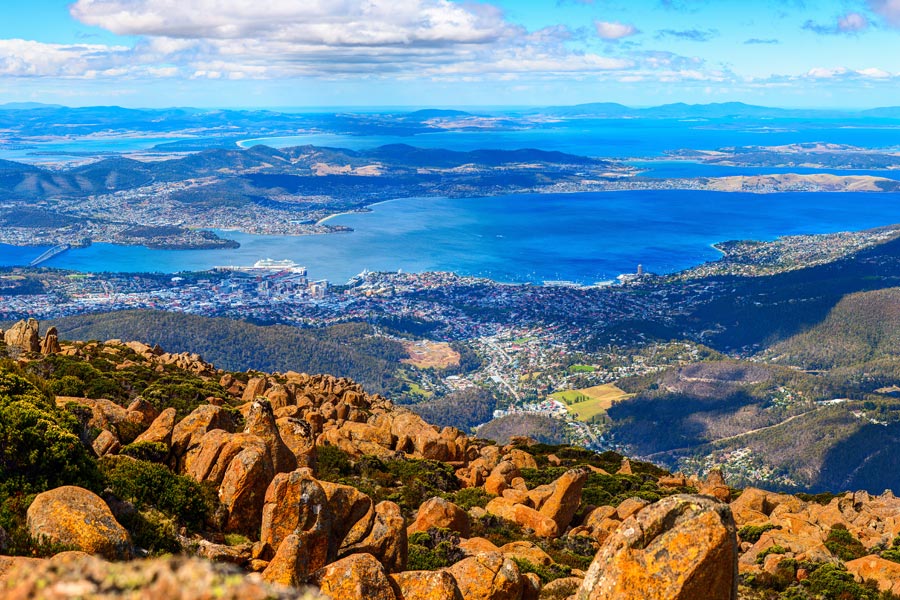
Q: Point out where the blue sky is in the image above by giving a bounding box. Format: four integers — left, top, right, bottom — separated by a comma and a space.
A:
0, 0, 898, 108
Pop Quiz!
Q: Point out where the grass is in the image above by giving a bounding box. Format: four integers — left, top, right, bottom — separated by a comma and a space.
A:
568, 364, 596, 373
552, 383, 634, 422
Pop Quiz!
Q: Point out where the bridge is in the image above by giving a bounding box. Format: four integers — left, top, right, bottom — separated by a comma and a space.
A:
29, 244, 70, 267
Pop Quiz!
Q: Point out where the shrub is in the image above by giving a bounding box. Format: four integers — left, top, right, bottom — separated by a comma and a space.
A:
0, 369, 100, 498
511, 558, 572, 584
445, 487, 492, 511
120, 441, 169, 463
316, 445, 354, 482
118, 508, 181, 556
807, 563, 880, 600
824, 524, 866, 562
407, 528, 465, 570
757, 545, 788, 564
739, 523, 781, 544
100, 455, 217, 532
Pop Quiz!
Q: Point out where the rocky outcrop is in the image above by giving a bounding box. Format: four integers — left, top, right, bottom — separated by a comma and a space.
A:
41, 326, 61, 354
699, 468, 731, 502
55, 396, 145, 444
3, 318, 40, 353
539, 468, 588, 533
0, 552, 323, 599
408, 497, 471, 537
26, 486, 133, 560
133, 407, 177, 447
259, 468, 332, 574
446, 552, 523, 600
92, 429, 121, 457
339, 501, 407, 573
313, 553, 397, 600
389, 570, 463, 600
845, 555, 900, 595
577, 494, 738, 600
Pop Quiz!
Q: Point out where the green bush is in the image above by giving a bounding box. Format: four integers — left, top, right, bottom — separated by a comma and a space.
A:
407, 528, 465, 570
806, 563, 881, 600
756, 545, 788, 564
0, 369, 100, 498
120, 441, 169, 463
100, 456, 217, 532
824, 524, 867, 562
316, 445, 354, 482
739, 523, 781, 544
445, 487, 492, 511
118, 508, 181, 555
511, 558, 571, 584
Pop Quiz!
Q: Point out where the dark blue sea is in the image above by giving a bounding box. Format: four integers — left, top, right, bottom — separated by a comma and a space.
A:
3, 190, 900, 284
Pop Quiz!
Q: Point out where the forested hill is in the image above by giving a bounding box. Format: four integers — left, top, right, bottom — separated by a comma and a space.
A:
47, 310, 407, 396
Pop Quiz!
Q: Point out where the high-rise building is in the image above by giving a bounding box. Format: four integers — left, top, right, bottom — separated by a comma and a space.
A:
637, 264, 644, 276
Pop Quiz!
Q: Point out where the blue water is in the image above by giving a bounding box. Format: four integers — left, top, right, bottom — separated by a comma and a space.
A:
4, 190, 900, 283
240, 119, 900, 159
0, 136, 194, 162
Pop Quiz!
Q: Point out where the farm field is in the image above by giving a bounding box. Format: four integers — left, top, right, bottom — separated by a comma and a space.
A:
552, 383, 634, 422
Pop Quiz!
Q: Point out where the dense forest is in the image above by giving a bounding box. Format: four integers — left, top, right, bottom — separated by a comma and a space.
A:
47, 310, 408, 396
409, 387, 497, 433
477, 413, 568, 445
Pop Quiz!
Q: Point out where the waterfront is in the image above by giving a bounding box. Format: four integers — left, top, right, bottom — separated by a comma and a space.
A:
3, 190, 900, 283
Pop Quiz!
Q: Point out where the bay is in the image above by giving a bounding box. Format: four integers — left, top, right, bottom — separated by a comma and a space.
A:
3, 190, 900, 284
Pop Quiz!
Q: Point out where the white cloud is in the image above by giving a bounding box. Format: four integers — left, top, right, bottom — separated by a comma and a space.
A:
837, 12, 869, 32
594, 20, 639, 40
857, 67, 892, 78
868, 0, 900, 27
0, 39, 133, 78
806, 66, 848, 78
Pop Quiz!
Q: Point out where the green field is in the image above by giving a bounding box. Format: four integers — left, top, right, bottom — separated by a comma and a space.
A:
567, 364, 596, 373
551, 383, 633, 422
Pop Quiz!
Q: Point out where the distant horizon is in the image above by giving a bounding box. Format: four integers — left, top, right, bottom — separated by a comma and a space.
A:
3, 100, 900, 113
2, 1, 900, 108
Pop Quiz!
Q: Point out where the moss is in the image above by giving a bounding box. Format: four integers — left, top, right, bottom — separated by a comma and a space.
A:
756, 545, 789, 564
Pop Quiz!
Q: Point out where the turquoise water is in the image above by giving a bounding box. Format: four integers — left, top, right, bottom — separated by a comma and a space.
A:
239, 119, 900, 158
3, 190, 900, 283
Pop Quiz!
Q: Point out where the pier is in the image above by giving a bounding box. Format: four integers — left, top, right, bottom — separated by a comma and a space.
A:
29, 244, 70, 267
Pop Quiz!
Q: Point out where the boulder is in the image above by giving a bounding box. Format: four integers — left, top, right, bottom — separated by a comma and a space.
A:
484, 461, 520, 496
576, 494, 738, 600
615, 497, 650, 521
1, 552, 321, 599
389, 570, 463, 600
446, 552, 523, 600
245, 399, 297, 476
313, 553, 397, 600
277, 417, 318, 470
262, 533, 322, 587
498, 541, 553, 566
845, 555, 900, 595
542, 577, 583, 600
521, 572, 541, 600
41, 326, 61, 355
26, 486, 132, 560
504, 449, 538, 471
133, 407, 177, 447
3, 318, 40, 353
486, 497, 560, 538
320, 480, 376, 553
458, 537, 500, 557
340, 501, 408, 573
539, 468, 589, 533
171, 405, 235, 467
408, 497, 471, 537
242, 376, 269, 403
219, 438, 275, 536
699, 468, 731, 502
92, 429, 121, 457
259, 468, 332, 571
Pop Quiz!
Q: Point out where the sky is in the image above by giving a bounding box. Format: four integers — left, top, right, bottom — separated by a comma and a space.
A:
0, 0, 898, 108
